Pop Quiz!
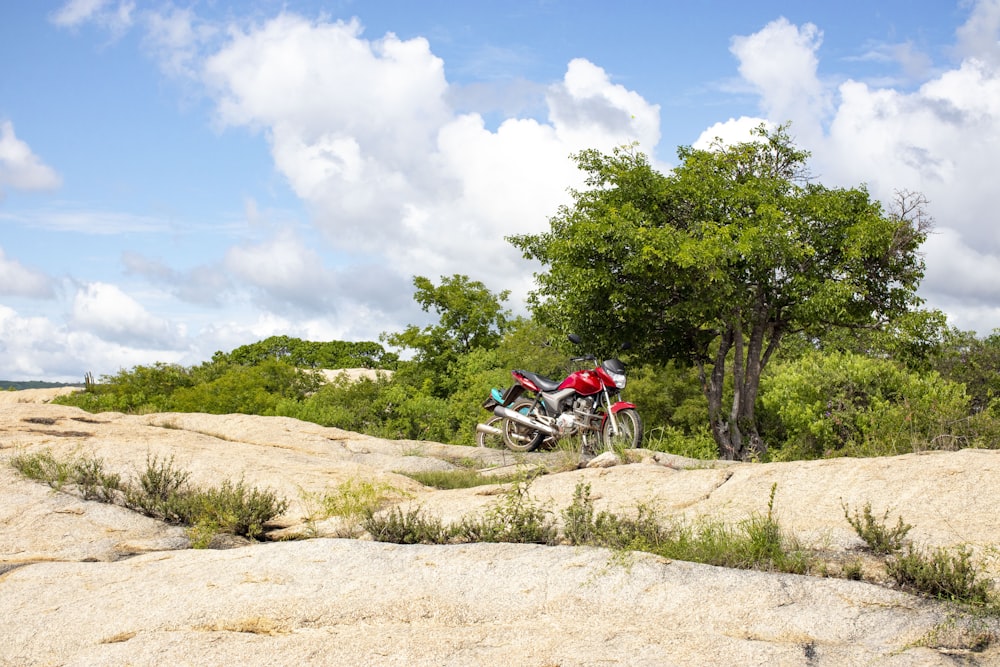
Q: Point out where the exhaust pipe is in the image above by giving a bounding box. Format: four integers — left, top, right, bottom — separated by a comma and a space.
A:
493, 405, 557, 436
475, 422, 502, 438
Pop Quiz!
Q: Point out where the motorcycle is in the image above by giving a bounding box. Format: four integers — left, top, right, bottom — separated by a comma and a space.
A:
486, 334, 643, 453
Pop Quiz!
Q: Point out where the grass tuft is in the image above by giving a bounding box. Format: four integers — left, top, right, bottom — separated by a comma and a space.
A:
9, 449, 287, 544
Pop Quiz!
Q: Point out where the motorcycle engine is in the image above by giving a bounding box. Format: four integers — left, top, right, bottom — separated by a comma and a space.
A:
556, 412, 577, 435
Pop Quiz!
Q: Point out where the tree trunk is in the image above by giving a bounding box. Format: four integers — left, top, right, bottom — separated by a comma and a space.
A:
700, 312, 783, 461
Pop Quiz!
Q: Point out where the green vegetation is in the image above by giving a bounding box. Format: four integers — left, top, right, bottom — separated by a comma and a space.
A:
844, 500, 995, 607
510, 125, 929, 460
401, 468, 524, 489
843, 501, 912, 556
10, 450, 286, 545
43, 130, 1000, 462
10, 448, 997, 614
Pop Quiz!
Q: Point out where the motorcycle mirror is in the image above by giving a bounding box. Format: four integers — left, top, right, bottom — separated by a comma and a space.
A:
621, 341, 632, 351
567, 333, 582, 345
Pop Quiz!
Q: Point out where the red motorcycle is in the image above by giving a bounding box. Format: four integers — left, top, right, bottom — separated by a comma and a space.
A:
491, 334, 643, 453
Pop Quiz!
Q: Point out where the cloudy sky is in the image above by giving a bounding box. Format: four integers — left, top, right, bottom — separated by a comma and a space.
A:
1, 0, 999, 381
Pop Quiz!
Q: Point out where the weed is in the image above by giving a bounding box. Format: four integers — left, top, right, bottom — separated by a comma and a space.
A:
73, 456, 122, 502
10, 450, 73, 490
456, 478, 558, 545
561, 481, 810, 574
887, 545, 994, 605
842, 558, 865, 581
401, 468, 521, 490
9, 450, 287, 543
363, 506, 452, 544
843, 501, 912, 555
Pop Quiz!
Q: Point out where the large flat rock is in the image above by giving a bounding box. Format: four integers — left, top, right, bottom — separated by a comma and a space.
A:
2, 390, 999, 665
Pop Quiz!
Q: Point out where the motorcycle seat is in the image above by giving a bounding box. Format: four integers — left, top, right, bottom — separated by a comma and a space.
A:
515, 369, 563, 392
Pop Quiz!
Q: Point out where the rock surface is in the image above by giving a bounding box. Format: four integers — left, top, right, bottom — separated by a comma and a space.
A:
2, 388, 999, 666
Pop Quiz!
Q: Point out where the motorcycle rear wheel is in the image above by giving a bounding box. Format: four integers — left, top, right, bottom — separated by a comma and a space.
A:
600, 408, 643, 451
501, 399, 546, 452
476, 415, 505, 449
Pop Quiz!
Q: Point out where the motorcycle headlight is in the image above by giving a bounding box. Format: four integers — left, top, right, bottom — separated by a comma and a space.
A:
610, 371, 626, 390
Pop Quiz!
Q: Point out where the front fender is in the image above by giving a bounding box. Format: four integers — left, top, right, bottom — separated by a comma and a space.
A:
610, 401, 636, 414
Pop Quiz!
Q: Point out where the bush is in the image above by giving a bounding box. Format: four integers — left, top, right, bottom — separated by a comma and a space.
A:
888, 545, 994, 605
561, 482, 810, 574
362, 506, 452, 544
10, 450, 287, 543
456, 479, 558, 545
843, 501, 912, 555
761, 350, 972, 459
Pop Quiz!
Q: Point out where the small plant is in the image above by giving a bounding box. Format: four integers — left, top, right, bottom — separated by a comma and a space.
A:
401, 468, 521, 490
301, 478, 401, 537
562, 482, 598, 545
841, 558, 865, 581
363, 506, 452, 544
191, 479, 289, 541
10, 450, 287, 543
843, 501, 912, 555
10, 450, 74, 489
73, 456, 122, 502
887, 545, 994, 605
456, 478, 558, 545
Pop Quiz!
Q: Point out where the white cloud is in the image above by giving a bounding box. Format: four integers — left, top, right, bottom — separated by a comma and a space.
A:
142, 5, 216, 79
70, 282, 184, 349
547, 58, 661, 153
0, 247, 55, 298
50, 0, 135, 36
199, 14, 661, 318
723, 2, 1000, 333
730, 18, 830, 146
693, 116, 771, 149
0, 121, 62, 196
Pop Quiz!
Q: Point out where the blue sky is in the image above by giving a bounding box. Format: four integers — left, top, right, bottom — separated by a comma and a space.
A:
1, 0, 999, 381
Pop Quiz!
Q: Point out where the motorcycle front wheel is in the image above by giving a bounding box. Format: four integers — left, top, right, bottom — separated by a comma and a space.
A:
600, 408, 644, 451
501, 399, 546, 452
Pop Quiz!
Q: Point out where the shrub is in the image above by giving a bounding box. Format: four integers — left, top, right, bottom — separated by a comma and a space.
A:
455, 479, 558, 545
843, 501, 912, 555
10, 450, 287, 543
402, 468, 522, 490
561, 481, 810, 574
761, 350, 972, 459
887, 545, 994, 605
362, 506, 452, 544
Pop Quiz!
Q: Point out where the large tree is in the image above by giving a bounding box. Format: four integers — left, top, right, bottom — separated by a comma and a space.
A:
511, 125, 930, 460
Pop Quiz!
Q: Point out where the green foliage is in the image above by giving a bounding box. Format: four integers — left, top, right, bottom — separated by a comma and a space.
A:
168, 359, 321, 415
511, 125, 930, 460
362, 506, 453, 544
182, 479, 289, 542
11, 450, 287, 543
10, 450, 75, 489
216, 335, 396, 369
54, 362, 196, 413
843, 501, 912, 555
888, 545, 994, 605
456, 478, 558, 545
402, 468, 522, 489
626, 363, 708, 436
643, 425, 718, 460
931, 327, 1000, 414
561, 482, 811, 574
382, 274, 511, 387
760, 350, 972, 459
